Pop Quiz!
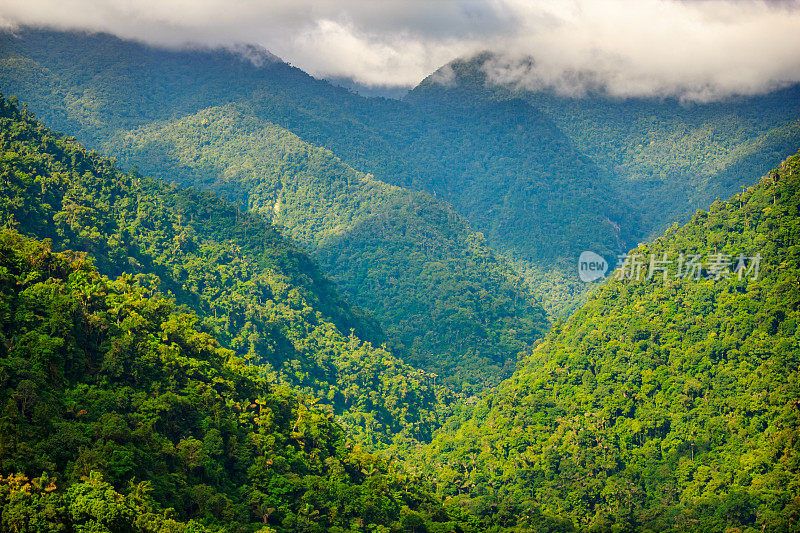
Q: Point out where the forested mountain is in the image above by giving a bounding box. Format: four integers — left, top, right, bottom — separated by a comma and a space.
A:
0, 28, 551, 380
414, 53, 800, 240
0, 228, 474, 532
412, 151, 800, 531
4, 30, 797, 318
106, 104, 548, 388
0, 93, 457, 450
0, 28, 632, 316
4, 90, 798, 530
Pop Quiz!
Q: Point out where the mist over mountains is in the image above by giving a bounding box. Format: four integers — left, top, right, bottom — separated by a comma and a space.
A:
3, 1, 800, 99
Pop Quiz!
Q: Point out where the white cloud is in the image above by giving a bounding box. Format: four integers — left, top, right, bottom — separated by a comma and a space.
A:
485, 0, 800, 101
286, 19, 469, 87
1, 0, 799, 100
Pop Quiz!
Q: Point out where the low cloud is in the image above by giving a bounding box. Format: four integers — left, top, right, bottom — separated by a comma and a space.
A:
484, 0, 800, 101
1, 0, 799, 101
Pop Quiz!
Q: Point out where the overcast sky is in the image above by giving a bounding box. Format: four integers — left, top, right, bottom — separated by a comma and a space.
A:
2, 0, 800, 101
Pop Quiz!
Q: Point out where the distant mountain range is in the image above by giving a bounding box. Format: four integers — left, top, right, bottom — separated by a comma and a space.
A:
4, 29, 798, 322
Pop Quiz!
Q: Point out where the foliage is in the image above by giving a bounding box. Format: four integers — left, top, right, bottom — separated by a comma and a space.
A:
0, 229, 472, 531
414, 151, 800, 531
0, 92, 451, 447
107, 105, 548, 388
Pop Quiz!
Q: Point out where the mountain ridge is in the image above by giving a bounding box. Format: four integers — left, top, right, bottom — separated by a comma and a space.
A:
103, 102, 550, 388
0, 28, 639, 317
414, 52, 800, 240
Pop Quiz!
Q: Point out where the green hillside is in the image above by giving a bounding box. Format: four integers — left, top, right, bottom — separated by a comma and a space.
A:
0, 228, 476, 532
413, 151, 800, 531
0, 93, 456, 448
107, 104, 548, 388
525, 88, 800, 237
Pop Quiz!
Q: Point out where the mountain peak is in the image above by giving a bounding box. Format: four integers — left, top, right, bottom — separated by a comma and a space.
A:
228, 42, 283, 67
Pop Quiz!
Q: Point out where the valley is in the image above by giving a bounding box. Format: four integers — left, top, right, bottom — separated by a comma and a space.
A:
0, 20, 798, 533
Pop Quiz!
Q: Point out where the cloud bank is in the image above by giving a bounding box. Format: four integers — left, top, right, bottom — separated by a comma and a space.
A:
1, 0, 799, 101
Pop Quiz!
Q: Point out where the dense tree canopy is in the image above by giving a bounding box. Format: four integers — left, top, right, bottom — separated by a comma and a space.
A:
413, 151, 800, 532
0, 229, 472, 532
0, 93, 451, 448
108, 105, 548, 388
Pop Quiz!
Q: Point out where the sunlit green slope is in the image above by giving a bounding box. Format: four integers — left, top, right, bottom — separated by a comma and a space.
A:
416, 150, 800, 532
0, 228, 479, 532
